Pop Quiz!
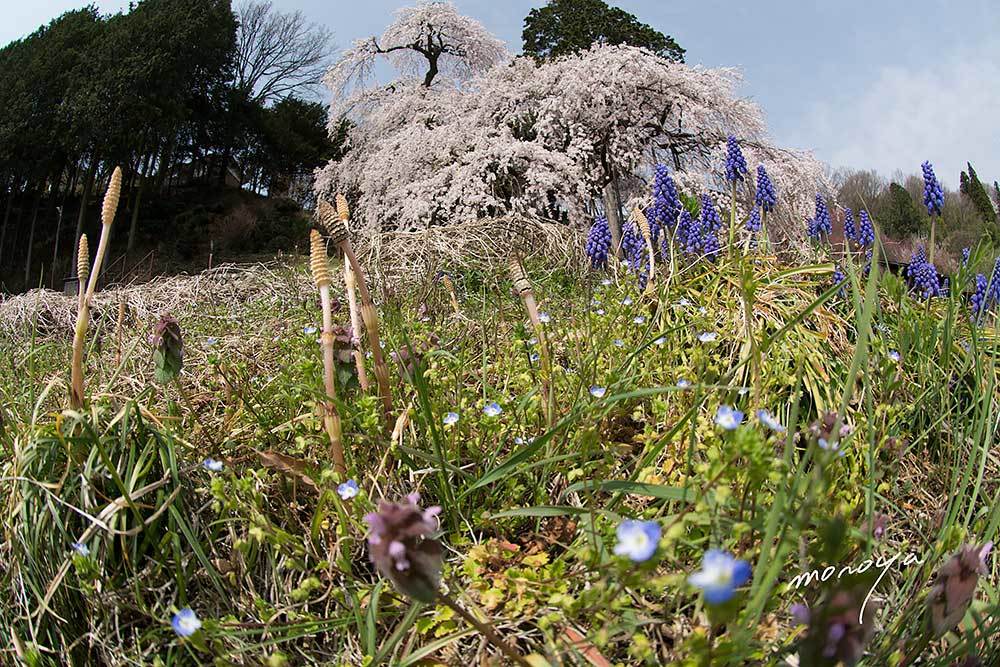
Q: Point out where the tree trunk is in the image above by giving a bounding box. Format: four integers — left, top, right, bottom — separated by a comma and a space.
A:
23, 187, 43, 287
72, 161, 97, 276
602, 180, 623, 257
0, 181, 15, 270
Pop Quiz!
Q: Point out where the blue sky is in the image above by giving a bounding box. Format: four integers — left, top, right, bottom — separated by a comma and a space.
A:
7, 1, 999, 187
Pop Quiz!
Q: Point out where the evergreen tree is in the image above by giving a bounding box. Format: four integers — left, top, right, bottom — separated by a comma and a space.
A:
964, 162, 997, 228
523, 0, 684, 61
880, 182, 925, 238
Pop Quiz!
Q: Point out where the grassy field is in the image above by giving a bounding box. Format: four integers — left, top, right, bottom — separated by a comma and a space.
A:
1, 233, 999, 665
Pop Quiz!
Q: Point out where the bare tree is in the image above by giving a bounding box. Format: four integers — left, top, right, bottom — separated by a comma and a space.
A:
235, 1, 334, 105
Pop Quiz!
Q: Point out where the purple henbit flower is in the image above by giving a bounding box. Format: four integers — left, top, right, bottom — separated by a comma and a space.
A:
797, 584, 877, 667
585, 215, 612, 269
755, 164, 777, 212
364, 493, 443, 603
808, 194, 832, 240
725, 135, 748, 183
906, 245, 940, 299
856, 210, 875, 248
922, 161, 945, 216
928, 542, 992, 637
842, 208, 856, 242
745, 207, 761, 234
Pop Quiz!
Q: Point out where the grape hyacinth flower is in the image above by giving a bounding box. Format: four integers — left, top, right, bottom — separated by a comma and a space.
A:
649, 165, 683, 260
906, 245, 939, 299
725, 135, 748, 183
832, 265, 847, 295
202, 458, 223, 472
364, 493, 443, 603
172, 608, 202, 637
807, 194, 832, 240
970, 258, 1000, 321
337, 479, 360, 500
962, 247, 971, 266
620, 218, 648, 289
929, 542, 993, 637
585, 215, 612, 269
856, 210, 875, 248
755, 165, 777, 212
688, 549, 752, 604
745, 207, 761, 234
921, 161, 945, 216
613, 519, 661, 562
676, 209, 698, 256
699, 194, 723, 260
715, 405, 744, 430
843, 207, 856, 242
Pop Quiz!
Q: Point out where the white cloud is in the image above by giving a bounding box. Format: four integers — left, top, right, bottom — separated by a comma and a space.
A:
801, 42, 1000, 188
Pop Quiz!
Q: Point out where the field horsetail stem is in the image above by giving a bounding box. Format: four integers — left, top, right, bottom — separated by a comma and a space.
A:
319, 195, 393, 430
634, 206, 656, 296
69, 166, 121, 409
318, 199, 371, 391
76, 233, 89, 311
509, 256, 554, 427
310, 229, 348, 476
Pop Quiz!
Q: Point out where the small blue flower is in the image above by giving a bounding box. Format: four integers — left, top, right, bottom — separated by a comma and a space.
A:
205, 337, 218, 347
595, 308, 606, 316
483, 402, 503, 417
529, 352, 540, 362
621, 297, 633, 306
654, 336, 666, 346
698, 331, 717, 343
337, 479, 360, 500
715, 405, 744, 430
528, 337, 538, 346
688, 549, 752, 604
677, 378, 691, 389
677, 297, 691, 307
538, 312, 551, 324
202, 458, 223, 472
600, 278, 612, 287
755, 409, 786, 432
613, 519, 661, 562
71, 542, 90, 557
589, 385, 607, 398
303, 325, 318, 335
633, 315, 646, 324
613, 339, 625, 347
888, 350, 901, 363
442, 412, 459, 425
171, 607, 202, 637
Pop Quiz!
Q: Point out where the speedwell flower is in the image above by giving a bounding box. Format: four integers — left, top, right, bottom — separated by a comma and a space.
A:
589, 385, 607, 398
483, 402, 503, 417
715, 405, 744, 430
202, 458, 223, 472
698, 331, 717, 343
337, 479, 359, 500
442, 412, 459, 425
756, 409, 786, 432
613, 519, 661, 562
172, 608, 202, 637
688, 549, 752, 604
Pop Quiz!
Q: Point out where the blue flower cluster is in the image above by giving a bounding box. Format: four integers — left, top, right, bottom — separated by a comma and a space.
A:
699, 194, 723, 260
621, 217, 649, 290
807, 194, 831, 240
857, 209, 875, 247
843, 207, 856, 242
755, 165, 777, 212
725, 135, 748, 183
745, 207, 761, 234
646, 164, 683, 260
585, 215, 612, 269
906, 245, 939, 299
921, 161, 945, 216
962, 247, 971, 266
676, 209, 698, 255
832, 265, 846, 295
970, 258, 1000, 321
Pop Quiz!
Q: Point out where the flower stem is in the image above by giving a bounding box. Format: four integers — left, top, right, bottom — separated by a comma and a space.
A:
437, 591, 531, 666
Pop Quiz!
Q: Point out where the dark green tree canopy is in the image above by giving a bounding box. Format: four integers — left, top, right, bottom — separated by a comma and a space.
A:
522, 0, 684, 61
880, 182, 925, 238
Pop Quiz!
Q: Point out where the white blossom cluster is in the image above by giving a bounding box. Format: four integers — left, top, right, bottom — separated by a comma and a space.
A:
317, 2, 826, 252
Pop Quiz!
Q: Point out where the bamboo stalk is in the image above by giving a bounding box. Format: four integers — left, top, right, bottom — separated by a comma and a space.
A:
310, 230, 347, 476
70, 167, 121, 409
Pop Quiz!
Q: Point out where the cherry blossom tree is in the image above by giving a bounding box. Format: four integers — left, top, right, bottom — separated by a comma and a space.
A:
318, 3, 826, 252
